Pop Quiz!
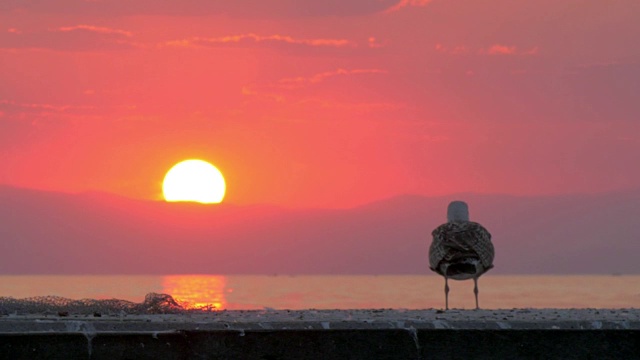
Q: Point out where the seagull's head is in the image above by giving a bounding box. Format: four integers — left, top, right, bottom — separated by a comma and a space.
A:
447, 201, 469, 222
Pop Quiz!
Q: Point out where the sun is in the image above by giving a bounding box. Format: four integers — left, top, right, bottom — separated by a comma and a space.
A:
162, 159, 226, 204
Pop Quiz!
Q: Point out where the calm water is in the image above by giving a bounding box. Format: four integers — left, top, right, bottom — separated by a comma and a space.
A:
0, 275, 638, 310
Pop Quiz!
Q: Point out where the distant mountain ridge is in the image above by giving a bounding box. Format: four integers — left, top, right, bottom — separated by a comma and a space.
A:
1, 185, 639, 274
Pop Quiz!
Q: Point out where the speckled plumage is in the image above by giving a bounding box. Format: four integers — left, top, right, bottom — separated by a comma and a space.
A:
429, 221, 494, 277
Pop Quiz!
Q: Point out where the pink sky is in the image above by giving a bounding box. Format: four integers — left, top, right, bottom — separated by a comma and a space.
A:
1, 0, 639, 208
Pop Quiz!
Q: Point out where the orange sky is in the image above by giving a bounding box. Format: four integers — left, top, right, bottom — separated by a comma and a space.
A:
1, 0, 639, 208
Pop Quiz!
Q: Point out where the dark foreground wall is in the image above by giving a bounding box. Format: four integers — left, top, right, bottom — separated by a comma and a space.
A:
1, 329, 639, 360
1, 309, 639, 360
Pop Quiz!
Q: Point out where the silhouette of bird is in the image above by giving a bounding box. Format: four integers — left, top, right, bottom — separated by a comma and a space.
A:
429, 201, 494, 310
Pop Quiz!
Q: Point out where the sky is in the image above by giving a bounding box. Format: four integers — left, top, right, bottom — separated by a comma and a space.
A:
1, 0, 639, 208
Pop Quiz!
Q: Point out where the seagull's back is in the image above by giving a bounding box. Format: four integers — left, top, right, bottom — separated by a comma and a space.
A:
429, 221, 494, 277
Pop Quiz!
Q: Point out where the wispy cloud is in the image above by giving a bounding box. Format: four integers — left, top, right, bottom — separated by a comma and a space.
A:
484, 44, 517, 55
277, 68, 388, 89
308, 99, 404, 114
1, 1, 398, 18
435, 43, 469, 55
480, 44, 539, 56
385, 0, 432, 13
436, 43, 539, 56
367, 36, 384, 48
240, 91, 404, 115
0, 99, 95, 113
242, 68, 389, 99
1, 24, 135, 51
56, 25, 133, 37
241, 68, 397, 114
165, 33, 354, 49
574, 60, 636, 70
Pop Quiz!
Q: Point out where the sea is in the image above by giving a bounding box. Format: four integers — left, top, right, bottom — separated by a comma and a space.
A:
0, 275, 638, 310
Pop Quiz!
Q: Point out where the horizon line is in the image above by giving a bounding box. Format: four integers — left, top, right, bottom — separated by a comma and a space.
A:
1, 183, 639, 211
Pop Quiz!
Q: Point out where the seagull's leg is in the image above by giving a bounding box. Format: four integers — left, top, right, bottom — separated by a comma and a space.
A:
445, 276, 450, 310
441, 264, 450, 310
473, 277, 479, 310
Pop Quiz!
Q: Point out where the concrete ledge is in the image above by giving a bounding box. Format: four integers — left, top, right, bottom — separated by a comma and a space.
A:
1, 309, 638, 359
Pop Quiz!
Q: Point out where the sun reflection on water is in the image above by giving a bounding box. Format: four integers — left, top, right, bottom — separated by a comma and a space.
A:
161, 275, 228, 310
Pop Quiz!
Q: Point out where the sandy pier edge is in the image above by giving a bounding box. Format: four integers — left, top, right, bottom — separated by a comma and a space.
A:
1, 308, 639, 332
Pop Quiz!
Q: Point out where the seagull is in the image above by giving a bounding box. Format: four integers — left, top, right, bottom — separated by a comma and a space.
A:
429, 201, 494, 310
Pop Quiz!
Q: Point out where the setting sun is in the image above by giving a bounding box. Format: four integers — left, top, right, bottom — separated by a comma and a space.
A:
162, 159, 226, 204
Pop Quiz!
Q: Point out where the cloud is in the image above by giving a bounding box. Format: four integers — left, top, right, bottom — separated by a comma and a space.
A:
435, 43, 539, 56
435, 43, 469, 55
241, 68, 399, 114
367, 36, 384, 48
0, 99, 95, 113
385, 0, 432, 13
306, 99, 404, 114
484, 44, 517, 55
575, 60, 632, 70
479, 44, 540, 55
0, 25, 135, 51
481, 44, 539, 56
1, 0, 398, 18
243, 68, 388, 95
164, 33, 354, 49
277, 68, 388, 88
57, 25, 133, 37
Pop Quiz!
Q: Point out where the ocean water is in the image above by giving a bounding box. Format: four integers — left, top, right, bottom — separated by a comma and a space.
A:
0, 275, 638, 310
